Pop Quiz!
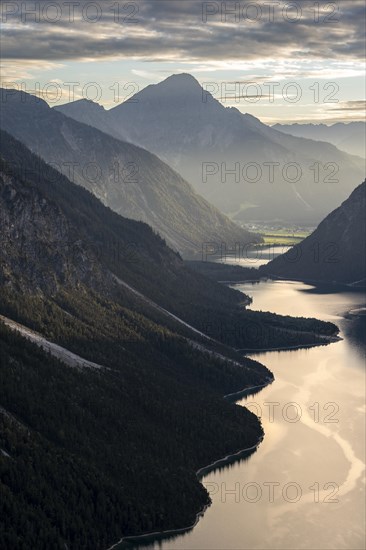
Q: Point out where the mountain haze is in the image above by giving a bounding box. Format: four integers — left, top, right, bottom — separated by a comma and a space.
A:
56, 74, 365, 224
55, 97, 123, 139
0, 88, 257, 258
274, 122, 366, 158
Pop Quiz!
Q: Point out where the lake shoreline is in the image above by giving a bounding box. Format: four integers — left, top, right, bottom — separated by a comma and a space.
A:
261, 274, 366, 290
127, 279, 365, 550
105, 276, 344, 550
237, 334, 342, 354
106, 331, 341, 550
224, 379, 274, 402
106, 380, 273, 550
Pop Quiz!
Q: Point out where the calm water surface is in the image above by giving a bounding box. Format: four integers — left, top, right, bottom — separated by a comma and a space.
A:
131, 280, 366, 550
213, 245, 291, 268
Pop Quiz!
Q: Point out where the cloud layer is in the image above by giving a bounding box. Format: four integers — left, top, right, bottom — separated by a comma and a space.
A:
1, 1, 365, 64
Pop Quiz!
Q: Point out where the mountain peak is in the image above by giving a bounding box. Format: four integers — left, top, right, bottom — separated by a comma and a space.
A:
58, 98, 105, 111
0, 87, 50, 110
163, 73, 200, 86
135, 73, 203, 100
73, 98, 102, 106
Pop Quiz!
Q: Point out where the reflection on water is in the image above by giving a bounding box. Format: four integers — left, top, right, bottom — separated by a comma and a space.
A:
129, 280, 366, 550
212, 245, 291, 268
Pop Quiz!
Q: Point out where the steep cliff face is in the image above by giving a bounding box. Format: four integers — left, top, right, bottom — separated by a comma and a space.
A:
0, 162, 112, 294
263, 181, 366, 285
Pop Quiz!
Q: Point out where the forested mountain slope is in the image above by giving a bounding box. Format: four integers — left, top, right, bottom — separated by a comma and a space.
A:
263, 181, 366, 285
0, 131, 336, 350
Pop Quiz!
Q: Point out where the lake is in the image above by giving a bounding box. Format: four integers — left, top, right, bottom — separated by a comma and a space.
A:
212, 245, 291, 268
131, 279, 366, 550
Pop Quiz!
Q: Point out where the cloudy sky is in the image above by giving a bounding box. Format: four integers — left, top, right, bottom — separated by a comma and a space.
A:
1, 0, 365, 123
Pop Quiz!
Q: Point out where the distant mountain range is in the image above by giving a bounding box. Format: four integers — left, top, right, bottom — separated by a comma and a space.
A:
274, 122, 366, 159
263, 180, 366, 285
55, 73, 365, 224
0, 88, 257, 259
